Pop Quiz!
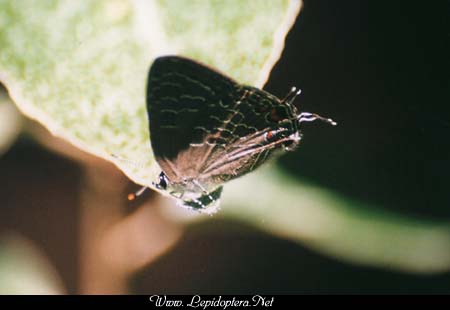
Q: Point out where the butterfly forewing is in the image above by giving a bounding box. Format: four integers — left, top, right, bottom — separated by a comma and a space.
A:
147, 57, 239, 154
147, 56, 239, 182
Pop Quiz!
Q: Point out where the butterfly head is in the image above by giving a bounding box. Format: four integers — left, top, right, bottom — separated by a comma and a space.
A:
281, 87, 337, 127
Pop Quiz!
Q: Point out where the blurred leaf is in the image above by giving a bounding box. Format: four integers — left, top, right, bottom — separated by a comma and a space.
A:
0, 234, 65, 294
1, 0, 446, 275
162, 165, 450, 273
0, 0, 301, 193
220, 167, 450, 273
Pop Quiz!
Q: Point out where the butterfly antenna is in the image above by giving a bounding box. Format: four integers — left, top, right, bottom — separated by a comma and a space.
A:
298, 112, 337, 126
288, 89, 302, 106
281, 86, 302, 104
127, 186, 148, 201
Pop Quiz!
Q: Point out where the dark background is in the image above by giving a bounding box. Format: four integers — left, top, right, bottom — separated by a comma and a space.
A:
268, 0, 450, 219
1, 0, 449, 294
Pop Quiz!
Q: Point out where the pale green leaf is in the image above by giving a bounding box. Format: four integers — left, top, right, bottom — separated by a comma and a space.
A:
0, 0, 301, 190
164, 166, 450, 273
222, 168, 450, 273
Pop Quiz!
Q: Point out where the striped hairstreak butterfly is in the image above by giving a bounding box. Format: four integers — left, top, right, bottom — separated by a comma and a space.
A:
138, 56, 336, 212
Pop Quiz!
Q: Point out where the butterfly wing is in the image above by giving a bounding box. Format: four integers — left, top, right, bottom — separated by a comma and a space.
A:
147, 56, 299, 187
199, 85, 300, 181
147, 56, 239, 182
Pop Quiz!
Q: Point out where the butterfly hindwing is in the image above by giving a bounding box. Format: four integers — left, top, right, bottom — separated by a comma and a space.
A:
199, 86, 300, 180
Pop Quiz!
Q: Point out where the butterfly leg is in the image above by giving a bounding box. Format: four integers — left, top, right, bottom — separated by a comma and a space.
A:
192, 179, 215, 203
129, 171, 168, 201
127, 186, 148, 201
152, 171, 183, 200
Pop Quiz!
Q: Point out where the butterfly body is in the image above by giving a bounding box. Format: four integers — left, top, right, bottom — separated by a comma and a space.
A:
146, 56, 335, 211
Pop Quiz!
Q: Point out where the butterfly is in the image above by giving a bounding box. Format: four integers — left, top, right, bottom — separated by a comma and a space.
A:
134, 56, 336, 212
